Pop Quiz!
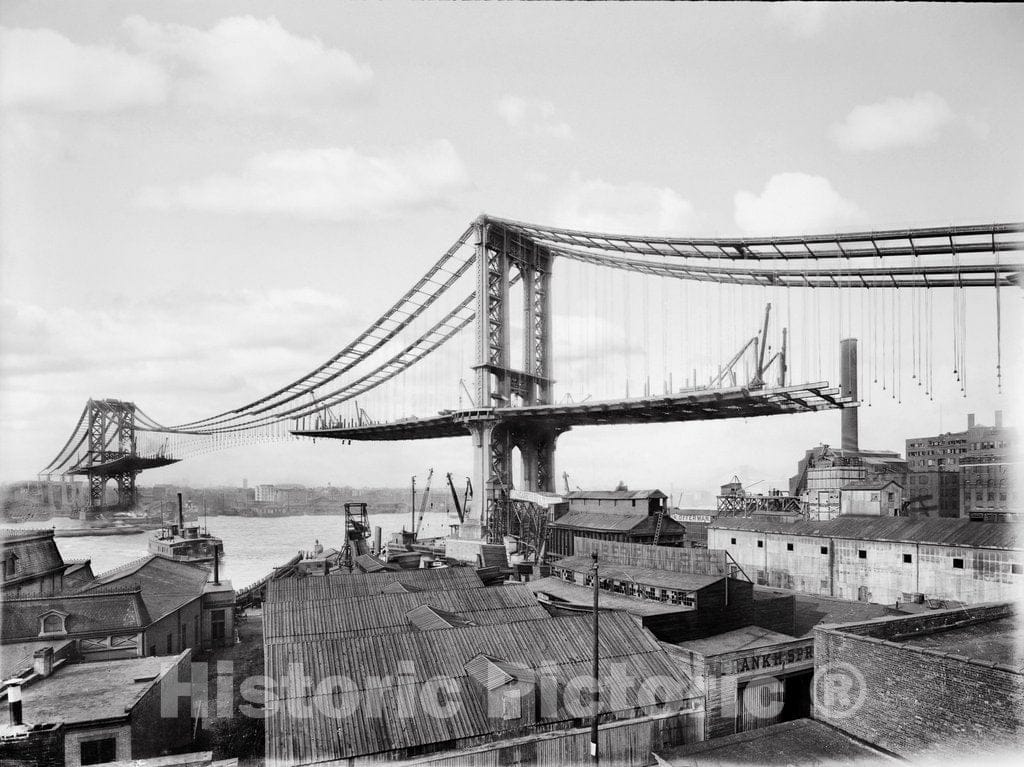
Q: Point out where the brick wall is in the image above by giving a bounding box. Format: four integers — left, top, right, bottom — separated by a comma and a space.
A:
0, 723, 64, 767
814, 603, 1023, 760
129, 650, 193, 759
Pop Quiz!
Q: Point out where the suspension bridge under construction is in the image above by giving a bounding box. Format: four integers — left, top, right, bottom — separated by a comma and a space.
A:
39, 216, 1023, 539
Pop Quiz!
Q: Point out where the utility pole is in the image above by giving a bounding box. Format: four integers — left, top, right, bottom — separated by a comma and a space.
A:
410, 476, 416, 533
590, 551, 600, 762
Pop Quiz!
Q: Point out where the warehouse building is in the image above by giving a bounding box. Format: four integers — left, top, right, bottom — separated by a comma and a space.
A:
263, 566, 705, 764
710, 516, 1022, 605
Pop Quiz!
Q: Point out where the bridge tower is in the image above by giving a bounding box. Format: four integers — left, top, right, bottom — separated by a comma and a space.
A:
70, 399, 140, 513
467, 218, 567, 540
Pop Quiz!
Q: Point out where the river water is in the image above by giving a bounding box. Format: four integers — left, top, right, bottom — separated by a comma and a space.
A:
6, 511, 456, 589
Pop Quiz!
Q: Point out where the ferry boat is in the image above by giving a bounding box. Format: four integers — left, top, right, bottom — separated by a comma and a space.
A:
148, 493, 224, 564
148, 521, 224, 564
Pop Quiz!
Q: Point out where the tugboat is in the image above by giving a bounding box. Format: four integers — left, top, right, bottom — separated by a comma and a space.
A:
148, 493, 224, 565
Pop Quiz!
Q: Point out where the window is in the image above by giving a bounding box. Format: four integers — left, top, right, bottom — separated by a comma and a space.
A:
1012, 564, 1023, 575
953, 558, 964, 569
81, 737, 117, 765
786, 543, 794, 551
1, 553, 17, 579
858, 550, 867, 559
166, 633, 173, 653
39, 613, 66, 636
820, 546, 829, 555
757, 540, 764, 548
731, 537, 737, 545
903, 554, 913, 564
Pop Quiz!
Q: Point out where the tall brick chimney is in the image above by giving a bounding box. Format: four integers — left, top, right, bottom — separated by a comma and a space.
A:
840, 338, 859, 453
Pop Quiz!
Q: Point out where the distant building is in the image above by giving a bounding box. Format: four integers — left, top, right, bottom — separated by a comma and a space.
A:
0, 650, 193, 767
790, 446, 907, 521
839, 479, 903, 516
903, 470, 960, 518
906, 411, 1017, 520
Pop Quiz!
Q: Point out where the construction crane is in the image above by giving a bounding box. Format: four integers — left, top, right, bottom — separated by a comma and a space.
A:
446, 472, 466, 523
562, 471, 581, 495
415, 468, 433, 538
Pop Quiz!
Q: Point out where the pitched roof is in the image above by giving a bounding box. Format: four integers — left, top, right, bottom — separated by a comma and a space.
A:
0, 638, 75, 679
266, 565, 484, 602
1, 529, 64, 586
527, 577, 687, 616
83, 554, 210, 621
265, 612, 700, 763
550, 511, 685, 534
553, 555, 724, 592
264, 583, 549, 642
1, 587, 151, 642
710, 515, 1021, 550
842, 479, 903, 490
354, 553, 398, 573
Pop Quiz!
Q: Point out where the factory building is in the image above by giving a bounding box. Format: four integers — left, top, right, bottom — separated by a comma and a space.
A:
710, 516, 1022, 605
903, 469, 960, 518
547, 487, 686, 556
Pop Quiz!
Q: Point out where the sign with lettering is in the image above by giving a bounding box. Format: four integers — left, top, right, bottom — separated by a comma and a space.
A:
729, 643, 814, 676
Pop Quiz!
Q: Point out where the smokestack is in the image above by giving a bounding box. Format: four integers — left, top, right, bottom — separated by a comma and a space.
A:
213, 545, 220, 586
840, 338, 859, 454
968, 413, 976, 429
7, 681, 22, 726
995, 410, 1003, 428
373, 527, 382, 556
177, 492, 185, 533
33, 647, 53, 678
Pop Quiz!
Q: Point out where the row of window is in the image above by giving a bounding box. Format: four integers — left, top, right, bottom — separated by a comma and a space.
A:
725, 537, 1022, 572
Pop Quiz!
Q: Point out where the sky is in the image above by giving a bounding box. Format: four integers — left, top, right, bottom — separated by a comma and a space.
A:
1, 2, 1022, 498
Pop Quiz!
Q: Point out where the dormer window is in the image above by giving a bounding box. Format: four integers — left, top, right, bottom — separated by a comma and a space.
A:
39, 610, 69, 637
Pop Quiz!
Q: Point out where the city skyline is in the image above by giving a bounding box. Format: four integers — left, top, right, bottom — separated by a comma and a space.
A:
1, 3, 1022, 492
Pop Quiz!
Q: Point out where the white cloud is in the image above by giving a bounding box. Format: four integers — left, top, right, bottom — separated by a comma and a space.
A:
771, 3, 828, 38
496, 95, 572, 139
734, 173, 865, 235
123, 15, 372, 113
136, 140, 470, 221
0, 26, 167, 112
551, 176, 700, 235
829, 92, 955, 152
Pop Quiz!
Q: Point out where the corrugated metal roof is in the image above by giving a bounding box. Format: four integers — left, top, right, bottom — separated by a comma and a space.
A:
551, 511, 684, 534
264, 583, 549, 642
710, 515, 1021, 550
842, 479, 902, 490
265, 565, 484, 602
406, 604, 478, 631
265, 612, 700, 763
